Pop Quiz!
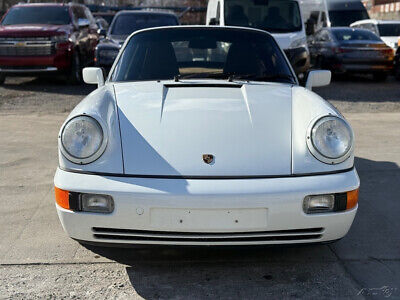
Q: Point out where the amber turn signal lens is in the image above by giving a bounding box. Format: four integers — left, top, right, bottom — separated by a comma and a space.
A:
346, 189, 359, 210
55, 187, 70, 210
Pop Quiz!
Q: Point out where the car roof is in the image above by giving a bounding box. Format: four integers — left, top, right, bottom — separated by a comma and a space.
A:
328, 27, 371, 32
352, 19, 400, 25
125, 25, 275, 40
114, 10, 177, 17
13, 2, 81, 7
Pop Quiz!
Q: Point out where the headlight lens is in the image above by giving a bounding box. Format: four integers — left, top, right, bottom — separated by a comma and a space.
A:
61, 115, 105, 163
310, 116, 353, 162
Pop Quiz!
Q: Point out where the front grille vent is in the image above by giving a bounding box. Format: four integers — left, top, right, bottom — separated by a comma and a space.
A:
92, 227, 324, 243
0, 38, 54, 56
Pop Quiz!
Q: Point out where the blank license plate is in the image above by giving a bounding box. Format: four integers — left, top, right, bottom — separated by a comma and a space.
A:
150, 208, 268, 231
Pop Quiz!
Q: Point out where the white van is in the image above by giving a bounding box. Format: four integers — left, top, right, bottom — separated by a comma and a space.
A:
351, 20, 400, 50
206, 0, 310, 79
301, 0, 369, 34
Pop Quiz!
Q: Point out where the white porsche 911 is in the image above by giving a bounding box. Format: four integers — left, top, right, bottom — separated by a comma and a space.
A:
55, 26, 359, 246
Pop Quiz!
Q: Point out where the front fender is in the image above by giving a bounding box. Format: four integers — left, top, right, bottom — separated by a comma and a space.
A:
58, 83, 124, 174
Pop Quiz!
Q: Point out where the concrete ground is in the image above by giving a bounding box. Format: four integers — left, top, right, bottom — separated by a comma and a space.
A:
0, 76, 399, 299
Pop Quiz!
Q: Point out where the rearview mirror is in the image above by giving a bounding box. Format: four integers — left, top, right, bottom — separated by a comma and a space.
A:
305, 70, 331, 90
83, 67, 104, 87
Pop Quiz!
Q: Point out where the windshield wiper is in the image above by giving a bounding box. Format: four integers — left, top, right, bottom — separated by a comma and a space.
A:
174, 72, 295, 84
228, 73, 295, 83
175, 72, 227, 81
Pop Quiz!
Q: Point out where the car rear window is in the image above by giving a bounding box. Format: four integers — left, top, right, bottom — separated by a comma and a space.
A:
110, 14, 178, 36
332, 29, 381, 42
1, 6, 71, 25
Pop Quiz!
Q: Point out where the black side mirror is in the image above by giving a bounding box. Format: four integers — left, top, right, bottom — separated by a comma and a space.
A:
97, 28, 107, 37
209, 18, 219, 25
306, 19, 315, 36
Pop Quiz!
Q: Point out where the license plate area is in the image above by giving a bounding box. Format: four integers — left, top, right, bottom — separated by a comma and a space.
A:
150, 208, 268, 232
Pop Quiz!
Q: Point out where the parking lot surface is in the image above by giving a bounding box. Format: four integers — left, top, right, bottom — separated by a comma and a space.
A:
0, 76, 399, 298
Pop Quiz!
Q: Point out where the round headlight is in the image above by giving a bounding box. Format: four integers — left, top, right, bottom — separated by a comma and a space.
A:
308, 116, 353, 164
60, 115, 107, 164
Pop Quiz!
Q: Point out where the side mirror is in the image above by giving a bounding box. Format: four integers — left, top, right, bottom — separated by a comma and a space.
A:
78, 18, 90, 28
209, 18, 219, 25
97, 28, 107, 37
83, 67, 105, 87
305, 70, 331, 90
305, 19, 315, 36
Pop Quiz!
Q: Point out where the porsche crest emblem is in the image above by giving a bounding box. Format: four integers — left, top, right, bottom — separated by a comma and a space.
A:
202, 154, 214, 164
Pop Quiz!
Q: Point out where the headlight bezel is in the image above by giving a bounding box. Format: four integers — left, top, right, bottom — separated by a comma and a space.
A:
306, 115, 354, 165
59, 114, 108, 165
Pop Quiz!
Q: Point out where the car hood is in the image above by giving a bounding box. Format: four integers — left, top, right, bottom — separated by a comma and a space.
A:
0, 24, 71, 37
114, 80, 293, 177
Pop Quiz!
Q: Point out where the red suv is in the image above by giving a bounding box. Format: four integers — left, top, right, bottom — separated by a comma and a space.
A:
0, 3, 99, 84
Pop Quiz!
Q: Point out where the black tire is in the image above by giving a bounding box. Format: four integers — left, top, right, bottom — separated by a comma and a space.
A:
67, 51, 82, 84
395, 66, 400, 81
0, 74, 5, 84
372, 72, 388, 82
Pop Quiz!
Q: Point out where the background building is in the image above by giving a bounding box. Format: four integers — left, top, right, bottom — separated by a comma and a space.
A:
363, 0, 400, 19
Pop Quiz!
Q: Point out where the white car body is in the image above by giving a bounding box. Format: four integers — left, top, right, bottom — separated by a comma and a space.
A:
55, 26, 359, 246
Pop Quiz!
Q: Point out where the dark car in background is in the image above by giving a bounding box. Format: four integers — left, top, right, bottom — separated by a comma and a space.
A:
95, 11, 179, 72
0, 3, 99, 84
308, 27, 394, 81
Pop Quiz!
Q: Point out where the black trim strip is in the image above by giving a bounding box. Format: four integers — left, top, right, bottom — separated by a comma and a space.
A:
93, 234, 322, 242
59, 166, 354, 180
164, 84, 242, 88
92, 227, 324, 236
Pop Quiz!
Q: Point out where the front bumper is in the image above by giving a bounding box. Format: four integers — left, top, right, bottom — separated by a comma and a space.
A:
55, 167, 359, 246
284, 47, 311, 76
325, 56, 394, 74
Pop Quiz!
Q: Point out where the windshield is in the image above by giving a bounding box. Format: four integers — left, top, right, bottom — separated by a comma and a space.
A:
329, 10, 369, 27
224, 0, 302, 33
378, 24, 400, 37
1, 6, 71, 25
111, 28, 295, 84
332, 29, 380, 42
110, 14, 178, 36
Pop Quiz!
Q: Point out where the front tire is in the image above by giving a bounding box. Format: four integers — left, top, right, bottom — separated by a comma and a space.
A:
372, 72, 388, 82
0, 74, 5, 84
67, 51, 82, 84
